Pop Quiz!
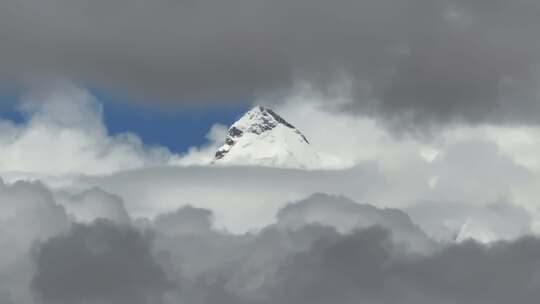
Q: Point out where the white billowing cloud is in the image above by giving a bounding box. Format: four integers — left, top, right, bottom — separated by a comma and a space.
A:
173, 123, 228, 166
0, 81, 173, 176
263, 85, 540, 209
267, 83, 540, 174
4, 79, 537, 190
262, 83, 440, 171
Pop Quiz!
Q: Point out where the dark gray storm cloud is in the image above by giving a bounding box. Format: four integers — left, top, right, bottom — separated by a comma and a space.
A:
4, 189, 536, 304
259, 228, 540, 304
2, 0, 540, 128
153, 220, 540, 304
31, 220, 171, 304
149, 194, 540, 304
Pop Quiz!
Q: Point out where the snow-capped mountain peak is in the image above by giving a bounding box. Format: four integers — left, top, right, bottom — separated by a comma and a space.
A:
213, 106, 320, 168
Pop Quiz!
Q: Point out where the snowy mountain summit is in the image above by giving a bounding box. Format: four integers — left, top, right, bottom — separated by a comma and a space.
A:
212, 106, 320, 168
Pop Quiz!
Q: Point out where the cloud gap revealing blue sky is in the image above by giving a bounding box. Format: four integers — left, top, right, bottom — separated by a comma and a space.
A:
0, 89, 249, 154
0, 91, 25, 124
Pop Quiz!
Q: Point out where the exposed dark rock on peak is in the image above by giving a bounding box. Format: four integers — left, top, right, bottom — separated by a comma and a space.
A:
213, 106, 315, 165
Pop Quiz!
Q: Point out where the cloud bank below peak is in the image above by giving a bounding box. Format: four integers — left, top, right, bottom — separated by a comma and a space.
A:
0, 178, 538, 304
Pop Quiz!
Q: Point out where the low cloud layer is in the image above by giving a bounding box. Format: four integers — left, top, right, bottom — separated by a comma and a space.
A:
28, 220, 540, 304
3, 0, 540, 129
0, 181, 533, 304
0, 175, 537, 303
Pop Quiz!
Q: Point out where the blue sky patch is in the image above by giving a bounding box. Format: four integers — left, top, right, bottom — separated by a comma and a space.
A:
0, 89, 248, 154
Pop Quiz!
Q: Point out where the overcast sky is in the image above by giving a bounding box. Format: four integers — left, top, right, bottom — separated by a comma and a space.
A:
2, 0, 540, 303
